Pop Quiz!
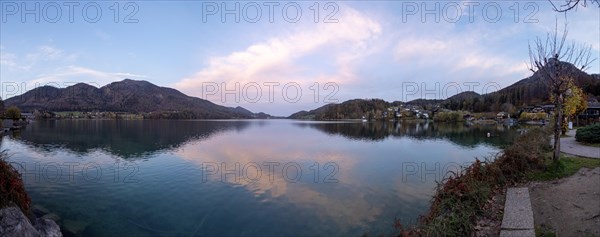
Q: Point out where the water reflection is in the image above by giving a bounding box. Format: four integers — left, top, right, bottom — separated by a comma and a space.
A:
0, 120, 521, 236
11, 120, 519, 159
13, 120, 251, 158
295, 120, 519, 148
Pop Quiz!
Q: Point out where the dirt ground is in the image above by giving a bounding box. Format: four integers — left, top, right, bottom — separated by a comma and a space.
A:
528, 167, 600, 237
473, 191, 506, 237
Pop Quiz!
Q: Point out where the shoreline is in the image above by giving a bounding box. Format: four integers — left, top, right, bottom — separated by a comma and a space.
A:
0, 153, 62, 236
391, 126, 600, 236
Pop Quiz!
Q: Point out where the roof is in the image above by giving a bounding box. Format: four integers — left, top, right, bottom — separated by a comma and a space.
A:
586, 101, 600, 109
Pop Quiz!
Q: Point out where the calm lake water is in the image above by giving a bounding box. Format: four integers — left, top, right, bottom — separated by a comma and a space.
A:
1, 120, 520, 236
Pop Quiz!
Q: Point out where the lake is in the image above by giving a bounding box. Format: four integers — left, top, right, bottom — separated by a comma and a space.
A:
0, 119, 520, 236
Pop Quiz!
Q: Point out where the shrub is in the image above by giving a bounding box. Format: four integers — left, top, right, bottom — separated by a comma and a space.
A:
0, 151, 31, 214
4, 106, 21, 120
473, 112, 496, 120
575, 123, 600, 144
403, 128, 550, 236
433, 111, 465, 122
518, 112, 547, 121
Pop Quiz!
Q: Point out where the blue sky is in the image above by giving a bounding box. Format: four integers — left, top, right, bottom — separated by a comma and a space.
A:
1, 1, 599, 116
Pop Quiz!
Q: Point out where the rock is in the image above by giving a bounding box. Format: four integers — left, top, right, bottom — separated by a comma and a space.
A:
41, 213, 60, 222
0, 206, 39, 237
0, 206, 63, 237
32, 205, 50, 216
63, 219, 88, 234
33, 218, 62, 237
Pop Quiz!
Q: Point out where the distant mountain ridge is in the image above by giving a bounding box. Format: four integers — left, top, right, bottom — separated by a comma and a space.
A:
290, 61, 600, 119
289, 99, 403, 120
4, 79, 269, 119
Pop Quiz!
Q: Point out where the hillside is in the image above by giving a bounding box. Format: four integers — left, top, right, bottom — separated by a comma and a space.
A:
4, 79, 268, 119
288, 99, 402, 120
290, 61, 600, 119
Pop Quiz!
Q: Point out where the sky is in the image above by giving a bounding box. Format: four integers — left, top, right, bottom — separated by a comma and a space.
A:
1, 1, 599, 116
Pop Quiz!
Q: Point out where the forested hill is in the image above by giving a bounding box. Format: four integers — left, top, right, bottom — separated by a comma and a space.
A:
4, 79, 270, 119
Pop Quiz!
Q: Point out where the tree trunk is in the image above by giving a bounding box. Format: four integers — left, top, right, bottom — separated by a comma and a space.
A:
562, 115, 567, 135
553, 94, 562, 163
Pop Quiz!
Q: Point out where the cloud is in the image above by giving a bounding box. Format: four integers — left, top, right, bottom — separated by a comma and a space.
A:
0, 51, 19, 68
388, 21, 533, 100
1, 45, 78, 71
26, 46, 65, 61
395, 33, 527, 75
29, 65, 148, 88
173, 127, 383, 228
173, 6, 382, 107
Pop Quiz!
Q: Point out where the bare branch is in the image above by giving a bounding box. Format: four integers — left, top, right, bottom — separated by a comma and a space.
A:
550, 0, 600, 12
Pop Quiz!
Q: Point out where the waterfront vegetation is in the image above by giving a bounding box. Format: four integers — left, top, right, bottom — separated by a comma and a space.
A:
0, 151, 31, 214
393, 125, 600, 236
432, 111, 467, 122
400, 127, 550, 236
519, 112, 549, 121
4, 107, 21, 121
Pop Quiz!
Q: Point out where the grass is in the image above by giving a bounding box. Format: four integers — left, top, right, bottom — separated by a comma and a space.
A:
528, 153, 600, 181
579, 142, 600, 148
536, 226, 557, 237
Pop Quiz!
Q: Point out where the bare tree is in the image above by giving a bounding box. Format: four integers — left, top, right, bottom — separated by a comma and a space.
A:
528, 22, 595, 162
549, 0, 600, 12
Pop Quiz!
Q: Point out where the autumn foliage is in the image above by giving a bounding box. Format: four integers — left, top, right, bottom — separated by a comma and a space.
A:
0, 151, 31, 214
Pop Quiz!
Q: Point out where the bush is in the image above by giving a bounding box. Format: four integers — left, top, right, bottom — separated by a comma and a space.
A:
0, 151, 31, 214
575, 123, 600, 144
473, 112, 496, 120
433, 111, 465, 122
404, 128, 550, 236
518, 112, 547, 121
4, 106, 21, 120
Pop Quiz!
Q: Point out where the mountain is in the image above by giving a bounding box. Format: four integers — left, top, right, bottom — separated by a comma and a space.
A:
489, 64, 599, 106
290, 61, 600, 119
4, 79, 269, 119
288, 99, 402, 120
288, 103, 336, 119
446, 91, 482, 101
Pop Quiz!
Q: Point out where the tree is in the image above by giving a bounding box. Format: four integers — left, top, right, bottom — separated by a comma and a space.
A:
0, 97, 4, 125
501, 103, 517, 116
550, 0, 600, 12
0, 97, 4, 114
5, 106, 21, 121
559, 81, 587, 134
528, 22, 595, 162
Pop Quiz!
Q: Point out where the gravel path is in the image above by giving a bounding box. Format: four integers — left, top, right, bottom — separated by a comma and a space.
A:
528, 167, 600, 236
559, 129, 600, 159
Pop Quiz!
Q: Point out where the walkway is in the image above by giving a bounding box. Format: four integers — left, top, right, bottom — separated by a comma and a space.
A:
560, 129, 600, 159
500, 188, 535, 237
